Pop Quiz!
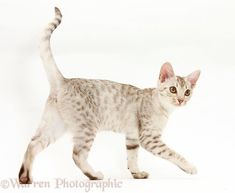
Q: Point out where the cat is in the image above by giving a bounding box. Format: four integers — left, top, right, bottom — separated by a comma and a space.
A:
18, 7, 200, 184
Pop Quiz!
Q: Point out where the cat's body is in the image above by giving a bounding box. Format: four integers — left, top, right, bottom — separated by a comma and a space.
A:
19, 7, 200, 183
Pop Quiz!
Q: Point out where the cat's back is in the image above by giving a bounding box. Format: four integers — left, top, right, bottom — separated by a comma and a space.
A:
58, 78, 140, 100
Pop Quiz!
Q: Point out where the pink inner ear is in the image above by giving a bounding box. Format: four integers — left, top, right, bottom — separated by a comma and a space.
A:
187, 70, 201, 86
159, 62, 175, 83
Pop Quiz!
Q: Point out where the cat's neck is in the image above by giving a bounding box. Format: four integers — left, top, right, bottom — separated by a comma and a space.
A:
139, 88, 174, 116
152, 88, 176, 114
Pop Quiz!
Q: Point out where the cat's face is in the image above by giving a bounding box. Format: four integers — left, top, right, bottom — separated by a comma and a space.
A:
157, 62, 200, 109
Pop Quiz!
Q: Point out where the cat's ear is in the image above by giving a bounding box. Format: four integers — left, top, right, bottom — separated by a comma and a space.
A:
159, 62, 175, 83
186, 70, 201, 87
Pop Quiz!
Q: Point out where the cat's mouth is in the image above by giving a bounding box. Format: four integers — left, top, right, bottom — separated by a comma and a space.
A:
173, 101, 186, 107
175, 104, 183, 107
174, 102, 186, 107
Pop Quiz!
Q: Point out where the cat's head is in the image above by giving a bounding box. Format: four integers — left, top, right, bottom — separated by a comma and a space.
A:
157, 62, 200, 110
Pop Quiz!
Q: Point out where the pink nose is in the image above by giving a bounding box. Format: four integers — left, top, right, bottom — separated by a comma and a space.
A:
178, 99, 184, 104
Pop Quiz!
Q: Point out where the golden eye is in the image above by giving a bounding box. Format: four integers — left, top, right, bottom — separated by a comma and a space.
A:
169, 86, 177, 94
185, 89, 191, 96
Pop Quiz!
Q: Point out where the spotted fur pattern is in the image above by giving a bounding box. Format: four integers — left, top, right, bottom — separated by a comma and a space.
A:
18, 7, 200, 183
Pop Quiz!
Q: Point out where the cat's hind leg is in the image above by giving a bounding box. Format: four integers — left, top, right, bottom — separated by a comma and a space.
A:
72, 128, 103, 180
126, 133, 149, 179
18, 97, 66, 184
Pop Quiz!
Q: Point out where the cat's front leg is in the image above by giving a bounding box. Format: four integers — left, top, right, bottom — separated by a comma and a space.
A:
139, 131, 197, 175
125, 136, 149, 179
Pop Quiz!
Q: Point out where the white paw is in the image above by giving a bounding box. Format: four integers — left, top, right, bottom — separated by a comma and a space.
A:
179, 163, 197, 175
132, 171, 149, 179
95, 171, 104, 180
84, 171, 104, 180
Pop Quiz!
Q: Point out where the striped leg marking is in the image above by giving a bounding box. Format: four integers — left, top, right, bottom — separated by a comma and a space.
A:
126, 137, 149, 179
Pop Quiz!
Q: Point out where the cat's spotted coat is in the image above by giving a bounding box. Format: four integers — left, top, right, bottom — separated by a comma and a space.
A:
18, 7, 200, 183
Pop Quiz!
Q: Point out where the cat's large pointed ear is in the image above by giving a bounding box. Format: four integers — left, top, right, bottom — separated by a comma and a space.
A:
186, 70, 201, 87
159, 62, 175, 83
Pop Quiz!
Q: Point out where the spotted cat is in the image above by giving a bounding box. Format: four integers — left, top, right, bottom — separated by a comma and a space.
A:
18, 7, 200, 183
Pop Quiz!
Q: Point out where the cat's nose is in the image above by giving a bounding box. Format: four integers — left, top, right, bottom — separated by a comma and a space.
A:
178, 99, 184, 104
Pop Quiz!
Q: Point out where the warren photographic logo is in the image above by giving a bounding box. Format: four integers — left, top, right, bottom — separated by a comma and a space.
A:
0, 178, 123, 192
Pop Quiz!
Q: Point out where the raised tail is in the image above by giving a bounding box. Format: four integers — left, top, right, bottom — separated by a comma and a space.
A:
39, 7, 64, 90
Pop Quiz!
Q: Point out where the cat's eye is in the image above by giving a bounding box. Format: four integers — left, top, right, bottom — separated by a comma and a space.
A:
169, 86, 177, 94
185, 89, 191, 96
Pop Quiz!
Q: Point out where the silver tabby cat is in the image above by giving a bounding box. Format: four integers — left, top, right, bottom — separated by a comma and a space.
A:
19, 7, 200, 183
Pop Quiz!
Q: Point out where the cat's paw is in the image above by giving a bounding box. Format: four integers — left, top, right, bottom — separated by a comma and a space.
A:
19, 175, 32, 184
94, 171, 104, 180
18, 165, 32, 184
131, 171, 149, 179
179, 163, 197, 175
84, 171, 104, 180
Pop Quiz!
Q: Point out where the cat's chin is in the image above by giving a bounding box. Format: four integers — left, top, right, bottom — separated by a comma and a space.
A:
173, 103, 186, 107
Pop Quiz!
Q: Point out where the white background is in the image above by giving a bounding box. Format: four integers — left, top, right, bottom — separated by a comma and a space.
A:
0, 0, 235, 193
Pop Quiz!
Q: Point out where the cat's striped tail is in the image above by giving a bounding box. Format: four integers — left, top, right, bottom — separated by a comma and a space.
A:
39, 7, 64, 90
